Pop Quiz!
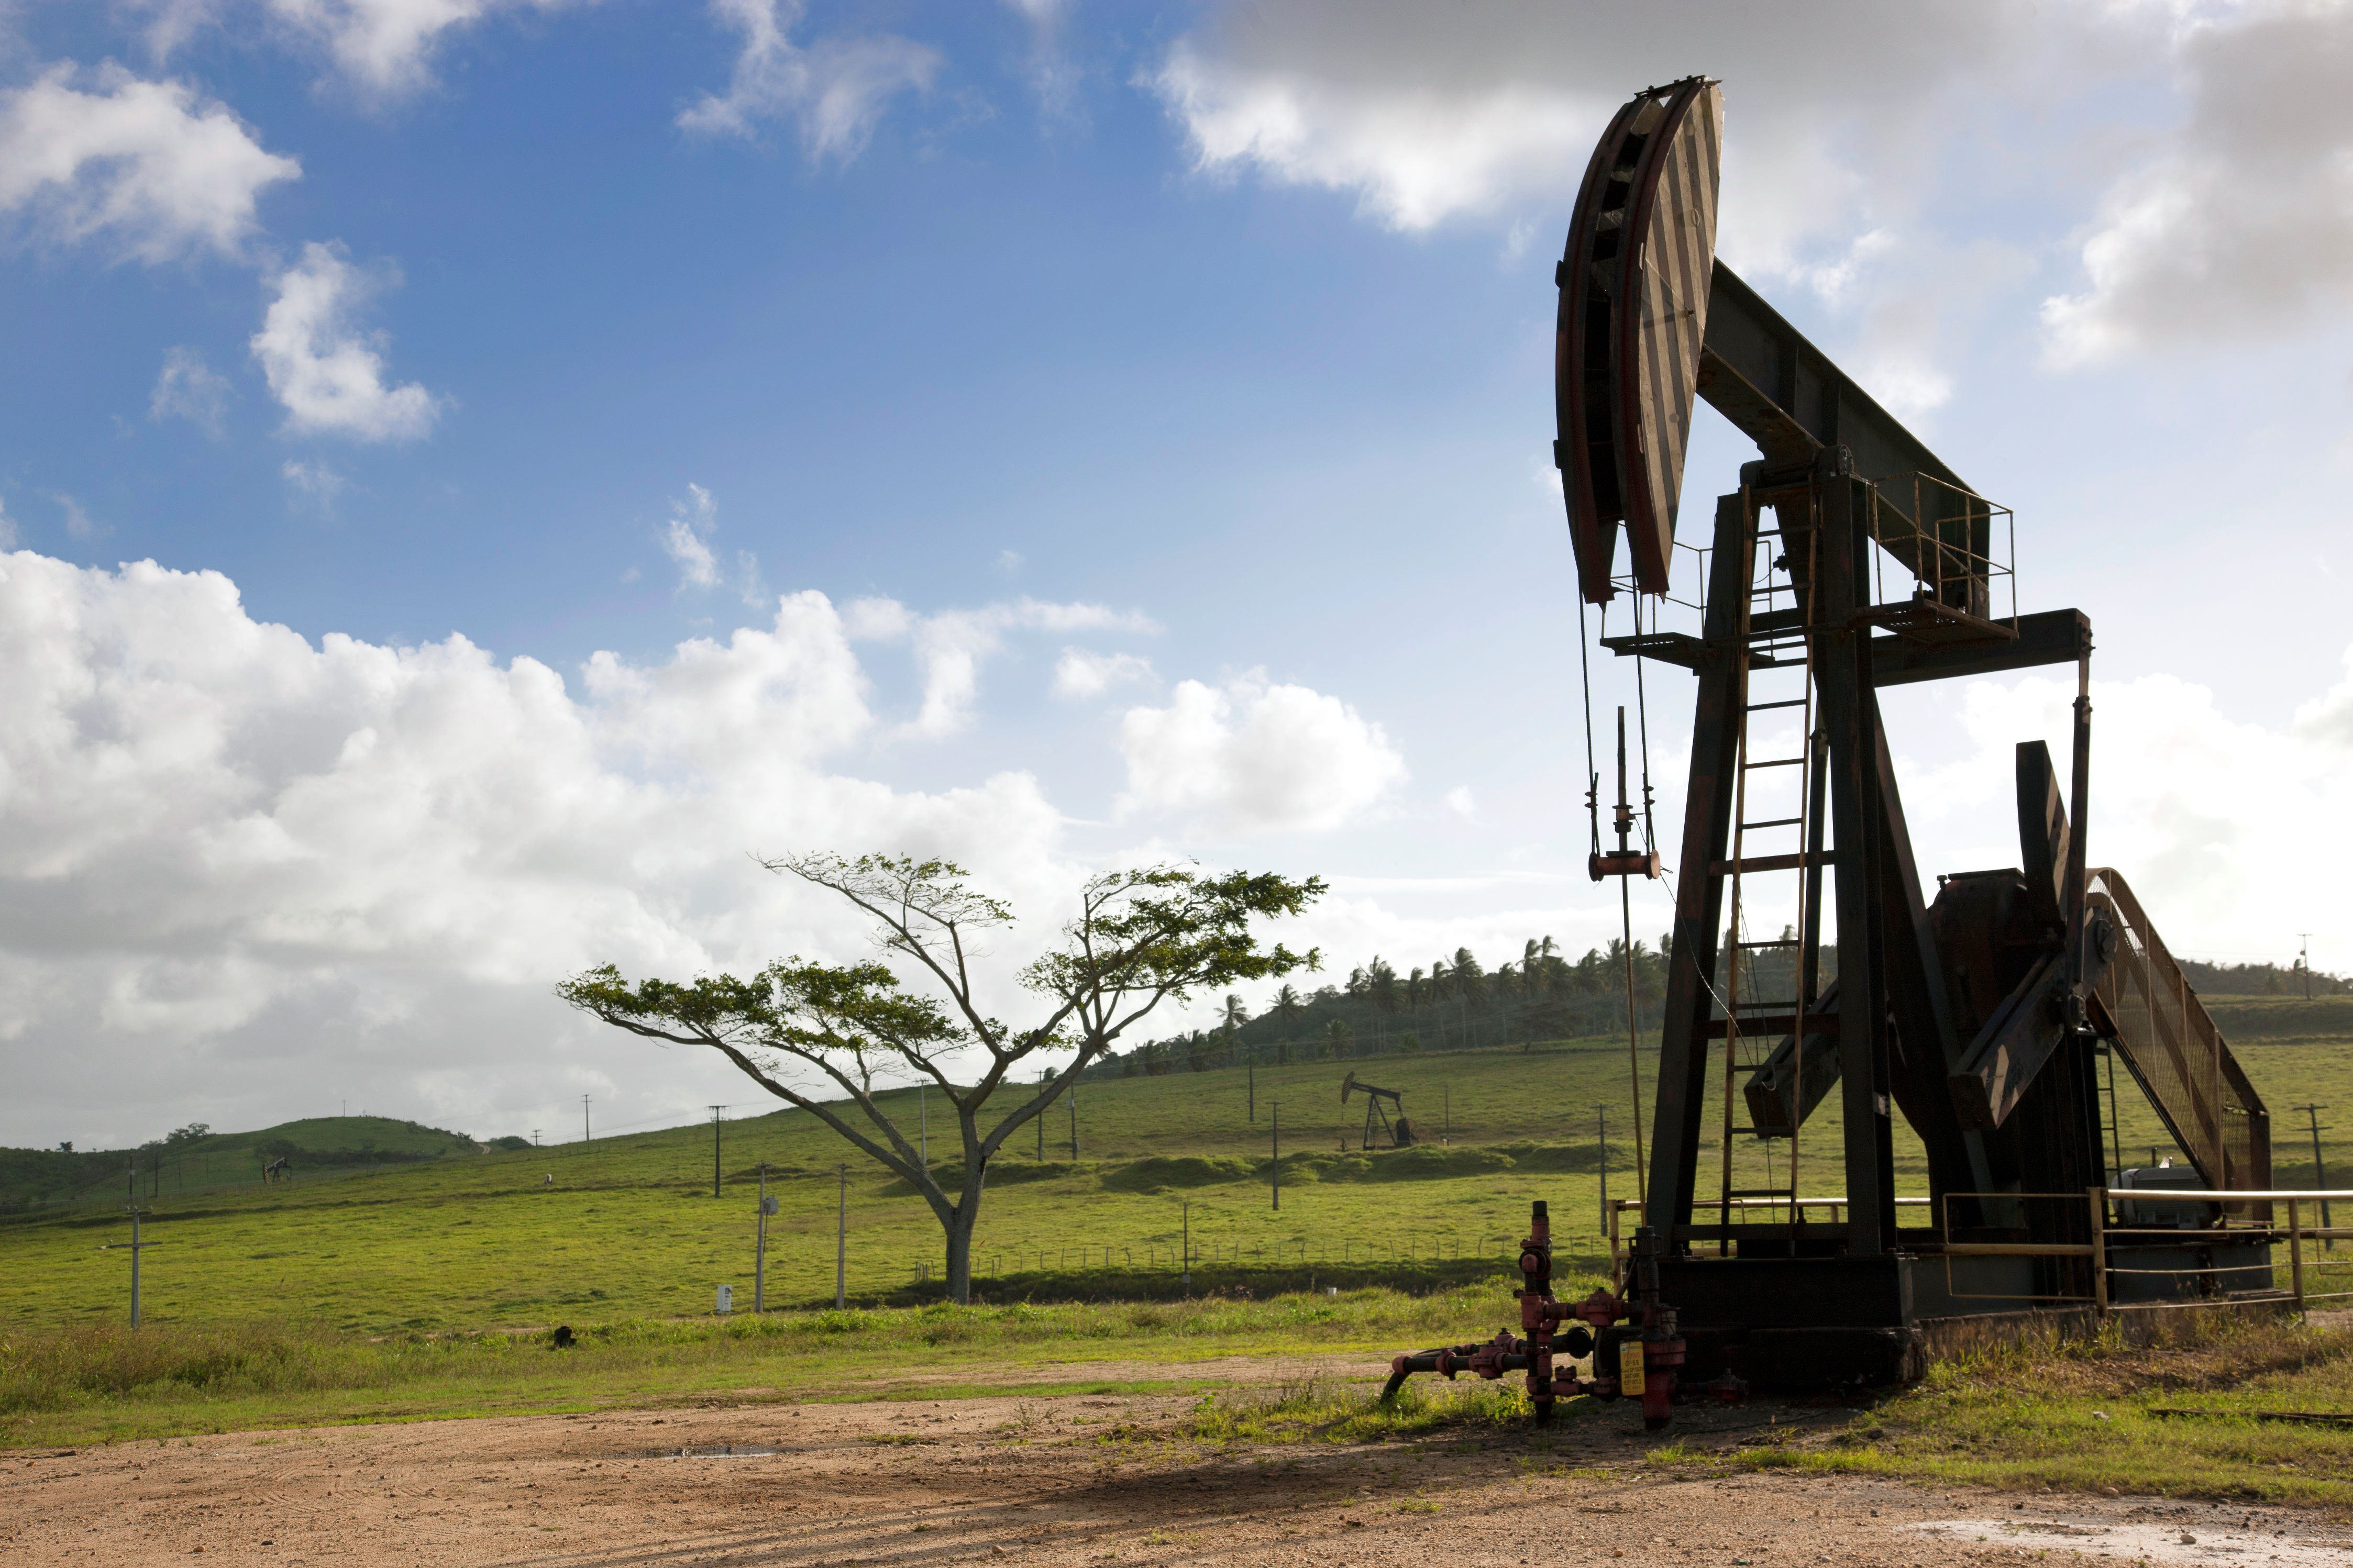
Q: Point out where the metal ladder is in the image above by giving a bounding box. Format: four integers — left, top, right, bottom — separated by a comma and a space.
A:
1715, 504, 1824, 1249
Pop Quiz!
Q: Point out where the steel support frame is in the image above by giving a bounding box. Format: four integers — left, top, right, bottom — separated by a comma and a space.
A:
1642, 446, 1982, 1277
1811, 452, 1900, 1255
1645, 491, 1753, 1236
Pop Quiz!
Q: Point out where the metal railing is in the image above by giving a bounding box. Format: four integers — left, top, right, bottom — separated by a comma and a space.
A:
1606, 1188, 2353, 1312
1864, 471, 2015, 628
2102, 1188, 2353, 1311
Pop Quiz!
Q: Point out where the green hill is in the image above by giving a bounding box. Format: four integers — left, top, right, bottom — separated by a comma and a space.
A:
0, 1115, 485, 1214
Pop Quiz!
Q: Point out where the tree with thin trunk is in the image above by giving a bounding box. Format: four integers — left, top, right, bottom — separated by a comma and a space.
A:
1522, 936, 1557, 998
1271, 983, 1303, 1064
1323, 1015, 1352, 1060
1221, 992, 1251, 1080
557, 854, 1322, 1305
1367, 958, 1399, 1050
1452, 946, 1483, 1048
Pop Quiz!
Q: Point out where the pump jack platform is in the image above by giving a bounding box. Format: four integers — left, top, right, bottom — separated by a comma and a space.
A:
1385, 77, 2278, 1423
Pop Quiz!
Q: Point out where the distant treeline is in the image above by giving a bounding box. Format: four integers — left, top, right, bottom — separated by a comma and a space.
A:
1093, 934, 1802, 1077
1090, 931, 2336, 1079
2179, 958, 2347, 997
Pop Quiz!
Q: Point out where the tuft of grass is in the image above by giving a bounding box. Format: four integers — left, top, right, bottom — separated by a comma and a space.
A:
0, 1283, 1533, 1449
1688, 1310, 2353, 1505
1177, 1371, 1531, 1444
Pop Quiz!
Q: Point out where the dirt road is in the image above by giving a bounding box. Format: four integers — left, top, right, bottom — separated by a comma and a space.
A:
7, 1375, 2350, 1568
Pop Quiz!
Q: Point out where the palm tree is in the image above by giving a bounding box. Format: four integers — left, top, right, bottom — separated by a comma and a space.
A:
1367, 958, 1400, 1050
1223, 992, 1254, 1118
1575, 947, 1607, 996
1453, 946, 1483, 1047
1429, 959, 1452, 1047
1406, 966, 1427, 1014
1323, 1015, 1352, 1061
1523, 936, 1557, 998
1272, 983, 1303, 1066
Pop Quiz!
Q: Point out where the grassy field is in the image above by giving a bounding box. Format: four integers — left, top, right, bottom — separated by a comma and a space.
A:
5, 1018, 2351, 1337
4, 1005, 2351, 1497
2, 1038, 1667, 1334
1175, 1308, 2353, 1508
0, 1283, 1534, 1449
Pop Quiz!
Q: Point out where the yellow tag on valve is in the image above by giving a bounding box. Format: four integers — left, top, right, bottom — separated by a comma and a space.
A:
1619, 1339, 1646, 1395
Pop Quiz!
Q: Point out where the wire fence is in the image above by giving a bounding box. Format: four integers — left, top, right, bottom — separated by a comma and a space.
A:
733, 1229, 1626, 1305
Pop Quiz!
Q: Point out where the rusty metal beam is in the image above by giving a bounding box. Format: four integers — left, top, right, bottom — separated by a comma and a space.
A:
1643, 493, 1753, 1238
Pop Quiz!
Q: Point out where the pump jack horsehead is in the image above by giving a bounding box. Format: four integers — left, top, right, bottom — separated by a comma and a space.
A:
1385, 77, 2273, 1429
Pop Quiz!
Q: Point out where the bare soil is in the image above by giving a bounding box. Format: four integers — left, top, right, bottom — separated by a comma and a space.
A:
7, 1360, 2351, 1568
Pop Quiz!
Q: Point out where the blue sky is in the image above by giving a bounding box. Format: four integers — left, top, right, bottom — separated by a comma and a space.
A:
5, 1, 2352, 1148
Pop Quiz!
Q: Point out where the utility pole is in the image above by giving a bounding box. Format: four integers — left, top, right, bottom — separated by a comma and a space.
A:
2300, 935, 2314, 1001
1272, 1102, 1281, 1211
532, 1129, 541, 1147
102, 1191, 158, 1327
582, 1095, 591, 1143
709, 1105, 725, 1197
1596, 1106, 1610, 1237
2295, 1104, 2333, 1245
1181, 1200, 1191, 1288
835, 1164, 847, 1309
755, 1165, 775, 1311
1443, 1086, 1451, 1144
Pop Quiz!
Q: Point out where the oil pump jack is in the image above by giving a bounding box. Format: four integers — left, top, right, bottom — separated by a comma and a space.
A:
1342, 1071, 1415, 1149
1386, 77, 2275, 1425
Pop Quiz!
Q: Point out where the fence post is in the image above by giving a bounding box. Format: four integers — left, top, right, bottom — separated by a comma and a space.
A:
2288, 1198, 2304, 1312
2087, 1186, 2107, 1313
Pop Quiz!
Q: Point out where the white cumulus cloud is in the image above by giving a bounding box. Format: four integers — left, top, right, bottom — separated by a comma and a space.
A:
1052, 648, 1154, 701
1894, 651, 2353, 966
251, 241, 444, 442
662, 482, 723, 590
1143, 3, 2014, 251
853, 596, 1156, 738
2041, 2, 2353, 366
1115, 670, 1406, 833
263, 0, 583, 98
657, 483, 769, 605
680, 0, 941, 158
0, 63, 299, 263
0, 550, 1079, 1147
1140, 3, 2208, 433
150, 347, 233, 436
281, 458, 346, 510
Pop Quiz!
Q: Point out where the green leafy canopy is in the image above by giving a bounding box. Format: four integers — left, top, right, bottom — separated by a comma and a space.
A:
556, 853, 1323, 1300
